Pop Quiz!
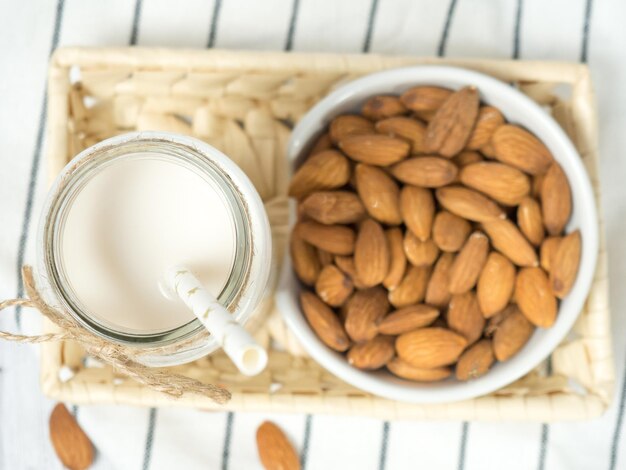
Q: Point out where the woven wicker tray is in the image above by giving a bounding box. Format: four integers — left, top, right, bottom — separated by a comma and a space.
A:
40, 47, 613, 421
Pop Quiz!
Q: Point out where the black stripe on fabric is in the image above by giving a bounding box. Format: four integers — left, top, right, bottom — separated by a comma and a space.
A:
580, 0, 593, 62
129, 0, 143, 46
378, 421, 390, 470
284, 0, 301, 51
14, 0, 65, 329
512, 0, 523, 59
609, 357, 626, 470
142, 408, 157, 470
300, 414, 313, 469
537, 423, 549, 470
220, 412, 234, 470
362, 0, 380, 53
457, 421, 468, 470
437, 0, 459, 57
207, 0, 223, 48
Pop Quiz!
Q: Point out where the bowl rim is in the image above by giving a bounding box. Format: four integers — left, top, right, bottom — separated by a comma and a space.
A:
276, 65, 599, 404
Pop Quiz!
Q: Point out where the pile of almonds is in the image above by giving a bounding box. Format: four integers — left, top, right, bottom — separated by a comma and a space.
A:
288, 85, 581, 382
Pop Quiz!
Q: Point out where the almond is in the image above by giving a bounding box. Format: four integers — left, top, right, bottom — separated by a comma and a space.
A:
541, 162, 572, 235
484, 304, 514, 337
300, 291, 350, 351
453, 150, 484, 168
375, 117, 427, 153
550, 230, 581, 298
290, 233, 321, 285
390, 156, 458, 187
334, 255, 369, 289
317, 249, 334, 267
355, 164, 402, 225
466, 106, 505, 150
532, 173, 545, 198
447, 291, 485, 345
49, 403, 94, 470
491, 124, 553, 175
396, 327, 468, 368
403, 232, 439, 266
424, 86, 480, 157
425, 252, 455, 307
354, 219, 390, 287
388, 265, 431, 308
347, 335, 395, 370
345, 287, 390, 342
540, 236, 562, 272
301, 191, 365, 225
455, 339, 495, 380
329, 114, 375, 143
387, 358, 452, 382
383, 228, 407, 290
288, 150, 351, 199
378, 304, 439, 335
256, 421, 300, 470
339, 134, 410, 166
400, 86, 452, 113
362, 95, 407, 120
448, 232, 489, 294
436, 186, 505, 222
309, 132, 332, 155
515, 267, 558, 327
315, 264, 354, 307
459, 162, 530, 206
493, 305, 535, 361
482, 219, 538, 267
517, 196, 545, 246
400, 185, 435, 241
296, 221, 356, 255
432, 211, 471, 252
477, 252, 516, 317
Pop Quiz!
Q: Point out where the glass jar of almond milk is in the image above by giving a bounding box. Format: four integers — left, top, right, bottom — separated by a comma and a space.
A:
37, 132, 273, 367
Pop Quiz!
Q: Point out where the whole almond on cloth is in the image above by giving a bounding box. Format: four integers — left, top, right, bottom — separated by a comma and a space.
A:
387, 358, 452, 382
400, 185, 435, 241
388, 265, 431, 308
347, 335, 395, 370
309, 133, 332, 155
290, 233, 321, 285
375, 116, 427, 153
426, 252, 455, 307
329, 114, 375, 143
517, 196, 545, 246
256, 421, 301, 470
482, 219, 538, 267
362, 95, 407, 120
355, 163, 402, 225
339, 134, 410, 166
432, 211, 471, 252
345, 287, 390, 342
459, 162, 530, 206
541, 162, 572, 235
315, 264, 354, 307
491, 124, 553, 175
383, 227, 407, 290
466, 106, 505, 150
477, 252, 516, 317
456, 339, 495, 380
540, 236, 562, 272
447, 292, 485, 345
49, 403, 94, 470
436, 186, 505, 222
453, 150, 484, 168
493, 305, 535, 361
515, 267, 558, 328
390, 156, 458, 187
296, 221, 356, 255
400, 86, 452, 113
334, 255, 368, 289
300, 291, 350, 351
378, 304, 439, 335
301, 191, 365, 225
288, 150, 350, 199
403, 232, 440, 266
396, 327, 468, 368
550, 230, 581, 298
354, 219, 390, 287
448, 232, 489, 294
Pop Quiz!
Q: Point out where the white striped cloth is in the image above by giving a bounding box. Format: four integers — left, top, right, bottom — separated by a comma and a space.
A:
0, 1, 624, 469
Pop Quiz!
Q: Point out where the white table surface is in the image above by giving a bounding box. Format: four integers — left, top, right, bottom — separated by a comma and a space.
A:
1, 1, 625, 469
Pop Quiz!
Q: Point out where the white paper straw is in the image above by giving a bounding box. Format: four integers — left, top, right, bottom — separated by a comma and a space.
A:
166, 266, 268, 376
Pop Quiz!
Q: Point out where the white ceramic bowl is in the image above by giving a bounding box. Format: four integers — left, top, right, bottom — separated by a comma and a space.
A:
275, 66, 598, 404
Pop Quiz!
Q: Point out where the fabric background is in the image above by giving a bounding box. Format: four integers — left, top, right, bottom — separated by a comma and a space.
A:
0, 0, 624, 469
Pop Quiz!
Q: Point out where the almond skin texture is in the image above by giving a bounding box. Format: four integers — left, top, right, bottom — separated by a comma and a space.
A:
491, 124, 553, 175
339, 134, 410, 166
459, 162, 530, 206
540, 236, 562, 272
550, 230, 581, 298
383, 228, 407, 290
456, 339, 495, 380
517, 196, 545, 246
256, 421, 301, 470
315, 264, 354, 307
426, 252, 455, 307
347, 335, 395, 370
354, 219, 390, 287
300, 291, 350, 352
432, 211, 471, 252
290, 233, 321, 285
288, 150, 351, 199
453, 150, 484, 168
484, 305, 514, 337
296, 221, 356, 255
329, 114, 375, 143
541, 162, 572, 235
493, 305, 535, 361
466, 106, 505, 150
309, 133, 332, 155
448, 232, 489, 294
396, 327, 468, 368
375, 117, 427, 153
388, 265, 431, 308
447, 292, 485, 345
390, 156, 458, 187
355, 164, 402, 225
425, 86, 480, 157
482, 219, 538, 267
362, 95, 407, 120
515, 267, 558, 328
436, 186, 505, 222
301, 191, 365, 225
334, 256, 368, 289
345, 287, 390, 342
49, 403, 94, 470
400, 86, 453, 113
404, 232, 440, 266
317, 249, 334, 267
378, 304, 440, 335
387, 358, 452, 382
477, 252, 516, 317
400, 185, 435, 241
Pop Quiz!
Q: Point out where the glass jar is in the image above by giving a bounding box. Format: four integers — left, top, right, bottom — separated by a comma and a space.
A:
37, 132, 273, 367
